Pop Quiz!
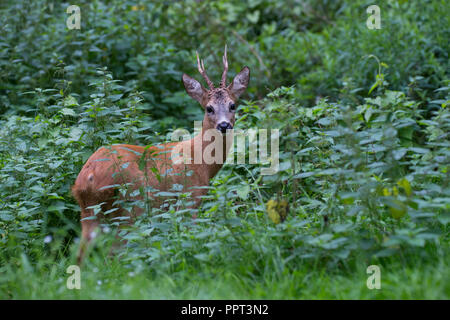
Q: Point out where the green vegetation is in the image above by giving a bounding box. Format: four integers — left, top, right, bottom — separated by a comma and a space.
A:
0, 0, 448, 299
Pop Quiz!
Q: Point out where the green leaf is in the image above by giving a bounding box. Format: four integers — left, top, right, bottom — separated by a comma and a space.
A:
237, 184, 250, 200
194, 253, 209, 261
63, 95, 79, 107
60, 108, 77, 117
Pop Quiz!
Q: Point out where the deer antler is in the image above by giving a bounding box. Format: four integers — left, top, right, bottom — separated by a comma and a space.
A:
220, 44, 228, 87
196, 51, 214, 90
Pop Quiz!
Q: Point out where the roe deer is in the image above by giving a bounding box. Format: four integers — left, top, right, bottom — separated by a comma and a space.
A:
72, 46, 250, 263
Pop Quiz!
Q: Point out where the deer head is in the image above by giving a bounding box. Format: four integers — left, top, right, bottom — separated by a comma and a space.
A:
182, 45, 250, 133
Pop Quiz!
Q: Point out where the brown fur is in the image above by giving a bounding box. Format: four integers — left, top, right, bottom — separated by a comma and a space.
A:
73, 50, 250, 264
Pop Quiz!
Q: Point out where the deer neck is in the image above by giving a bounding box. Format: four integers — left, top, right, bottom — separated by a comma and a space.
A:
189, 119, 232, 181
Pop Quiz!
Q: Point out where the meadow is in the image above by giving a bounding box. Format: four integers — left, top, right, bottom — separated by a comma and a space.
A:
0, 0, 448, 299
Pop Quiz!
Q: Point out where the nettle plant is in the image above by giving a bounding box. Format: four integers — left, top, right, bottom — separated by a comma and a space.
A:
0, 68, 154, 254
0, 63, 447, 269
214, 85, 448, 261
107, 84, 448, 269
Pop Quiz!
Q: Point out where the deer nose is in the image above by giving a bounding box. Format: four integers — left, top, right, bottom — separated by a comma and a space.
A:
217, 122, 233, 133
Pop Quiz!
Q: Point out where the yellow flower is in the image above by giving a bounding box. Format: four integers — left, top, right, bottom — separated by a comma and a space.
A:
266, 199, 289, 224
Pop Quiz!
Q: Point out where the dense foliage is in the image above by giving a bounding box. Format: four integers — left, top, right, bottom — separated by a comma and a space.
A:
0, 0, 448, 299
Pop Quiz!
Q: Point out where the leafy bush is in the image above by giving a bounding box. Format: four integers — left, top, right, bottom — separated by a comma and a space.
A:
0, 0, 448, 299
1, 74, 447, 273
1, 1, 448, 115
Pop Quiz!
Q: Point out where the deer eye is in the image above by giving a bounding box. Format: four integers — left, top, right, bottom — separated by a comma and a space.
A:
206, 106, 214, 114
229, 104, 236, 112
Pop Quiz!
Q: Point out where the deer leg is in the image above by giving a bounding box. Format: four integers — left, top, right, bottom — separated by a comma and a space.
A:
77, 216, 99, 265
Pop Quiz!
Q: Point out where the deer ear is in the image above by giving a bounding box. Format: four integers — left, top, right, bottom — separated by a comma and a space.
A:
228, 66, 250, 99
182, 74, 207, 105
